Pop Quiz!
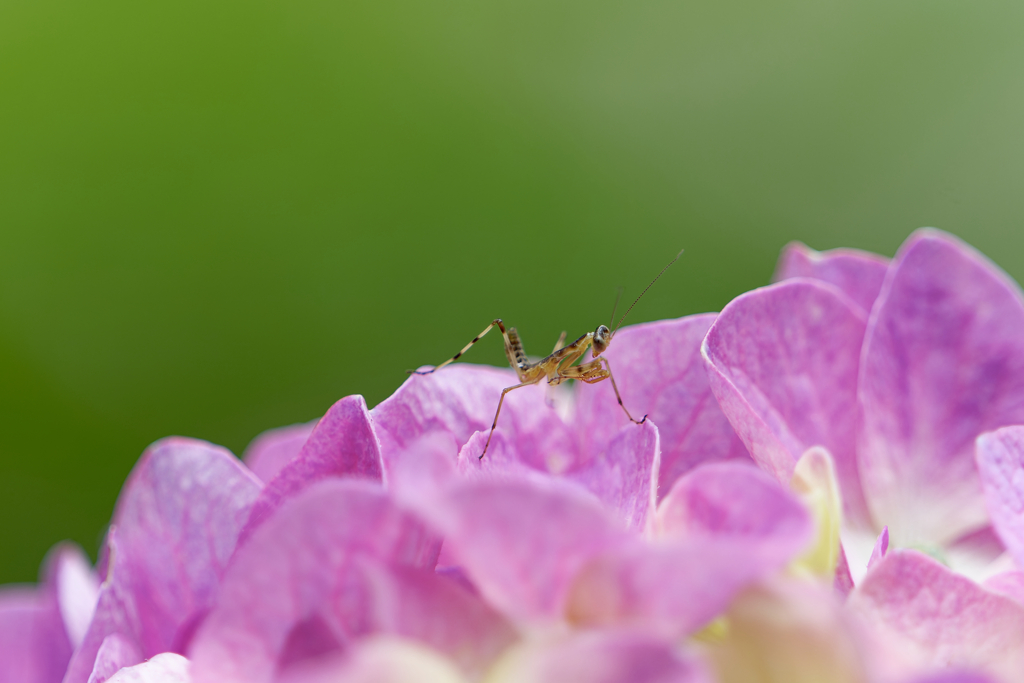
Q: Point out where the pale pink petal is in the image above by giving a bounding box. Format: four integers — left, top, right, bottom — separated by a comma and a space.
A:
488, 630, 712, 683
904, 674, 997, 683
189, 480, 442, 683
701, 279, 869, 521
242, 422, 316, 482
422, 478, 629, 625
982, 571, 1024, 606
834, 546, 855, 597
0, 586, 71, 683
567, 421, 660, 531
867, 526, 890, 572
113, 438, 262, 655
859, 229, 1024, 547
976, 426, 1024, 569
277, 638, 469, 683
242, 396, 382, 539
773, 242, 890, 315
88, 633, 143, 683
45, 542, 99, 650
573, 315, 750, 497
106, 653, 189, 683
848, 550, 1024, 679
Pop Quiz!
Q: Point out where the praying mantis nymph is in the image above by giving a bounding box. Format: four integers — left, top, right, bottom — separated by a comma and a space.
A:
410, 249, 684, 459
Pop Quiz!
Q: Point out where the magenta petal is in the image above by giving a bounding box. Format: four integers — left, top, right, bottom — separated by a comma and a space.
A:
773, 242, 890, 316
905, 674, 998, 683
243, 395, 382, 539
702, 279, 869, 520
242, 422, 316, 482
88, 633, 143, 683
574, 316, 750, 497
848, 550, 1024, 678
0, 586, 71, 683
188, 480, 440, 683
567, 421, 660, 531
492, 630, 712, 683
867, 526, 890, 572
424, 478, 629, 625
859, 230, 1024, 547
976, 426, 1024, 569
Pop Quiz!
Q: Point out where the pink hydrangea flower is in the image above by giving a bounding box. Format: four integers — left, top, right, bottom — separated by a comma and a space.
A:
3, 230, 1022, 682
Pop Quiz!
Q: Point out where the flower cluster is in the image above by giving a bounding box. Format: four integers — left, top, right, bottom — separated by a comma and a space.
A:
4, 229, 1024, 683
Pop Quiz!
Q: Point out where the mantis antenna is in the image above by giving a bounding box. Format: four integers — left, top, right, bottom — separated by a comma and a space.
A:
613, 248, 685, 333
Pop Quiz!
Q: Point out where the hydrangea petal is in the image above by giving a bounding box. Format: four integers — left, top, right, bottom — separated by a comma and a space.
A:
278, 638, 469, 683
789, 447, 843, 580
112, 438, 262, 656
567, 421, 660, 532
848, 549, 1024, 679
568, 463, 811, 636
242, 396, 382, 538
859, 230, 1024, 547
371, 365, 566, 470
106, 653, 189, 683
487, 630, 712, 683
65, 530, 143, 683
88, 633, 143, 683
905, 674, 998, 683
423, 478, 629, 625
867, 527, 890, 572
0, 586, 71, 683
242, 422, 316, 482
188, 480, 442, 683
773, 242, 890, 316
707, 578, 879, 683
976, 426, 1024, 569
47, 543, 100, 650
573, 315, 750, 497
982, 571, 1024, 606
702, 279, 869, 521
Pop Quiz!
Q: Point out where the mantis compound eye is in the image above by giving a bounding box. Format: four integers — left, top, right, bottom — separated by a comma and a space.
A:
593, 324, 611, 355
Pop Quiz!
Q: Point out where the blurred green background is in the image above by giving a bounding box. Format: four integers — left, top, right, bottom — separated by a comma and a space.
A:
2, 0, 1024, 582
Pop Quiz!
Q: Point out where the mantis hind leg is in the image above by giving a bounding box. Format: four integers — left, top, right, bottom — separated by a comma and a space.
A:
409, 319, 507, 375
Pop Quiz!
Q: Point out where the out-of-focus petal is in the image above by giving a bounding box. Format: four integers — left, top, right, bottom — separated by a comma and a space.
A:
568, 462, 810, 636
188, 480, 442, 683
773, 242, 890, 316
279, 638, 469, 683
976, 426, 1024, 569
982, 571, 1024, 606
88, 633, 143, 683
115, 438, 262, 655
573, 316, 750, 497
706, 578, 880, 683
859, 229, 1024, 548
488, 630, 711, 683
106, 654, 189, 683
867, 527, 889, 572
423, 478, 628, 626
0, 586, 71, 683
242, 422, 316, 483
848, 549, 1024, 680
903, 674, 998, 683
65, 530, 143, 683
702, 279, 869, 523
567, 421, 660, 532
44, 542, 99, 650
242, 396, 382, 539
789, 447, 843, 580
372, 365, 567, 470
